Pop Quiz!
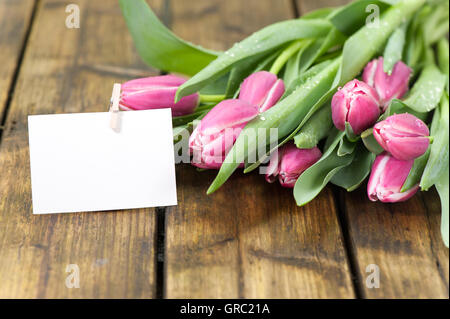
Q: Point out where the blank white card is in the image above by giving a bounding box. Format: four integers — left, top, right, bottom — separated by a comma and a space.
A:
28, 109, 177, 214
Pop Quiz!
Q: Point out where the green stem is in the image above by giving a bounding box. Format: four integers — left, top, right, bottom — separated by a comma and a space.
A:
269, 40, 304, 75
199, 94, 226, 103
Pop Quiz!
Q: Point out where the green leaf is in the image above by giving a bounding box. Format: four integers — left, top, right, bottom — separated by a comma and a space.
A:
437, 38, 449, 94
328, 0, 390, 35
207, 58, 341, 193
119, 0, 219, 76
403, 64, 446, 113
297, 29, 346, 74
421, 1, 449, 46
382, 99, 428, 121
383, 22, 408, 74
293, 132, 354, 206
338, 136, 357, 156
270, 40, 306, 75
420, 94, 449, 190
173, 125, 189, 143
172, 108, 212, 127
283, 60, 333, 98
401, 148, 430, 192
436, 165, 449, 248
437, 39, 450, 76
331, 143, 375, 191
176, 19, 333, 101
294, 103, 332, 149
345, 122, 360, 142
200, 74, 229, 95
243, 59, 341, 174
361, 128, 384, 154
302, 7, 336, 19
225, 51, 278, 98
283, 42, 310, 87
344, 122, 360, 142
334, 0, 426, 87
404, 9, 425, 70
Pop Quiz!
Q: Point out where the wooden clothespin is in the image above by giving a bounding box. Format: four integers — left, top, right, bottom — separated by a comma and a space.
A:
109, 83, 121, 132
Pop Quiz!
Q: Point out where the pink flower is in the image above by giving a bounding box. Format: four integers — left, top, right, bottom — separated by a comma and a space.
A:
362, 57, 411, 109
189, 99, 258, 169
119, 75, 199, 116
239, 71, 285, 112
189, 71, 285, 169
367, 153, 419, 203
331, 79, 381, 134
266, 143, 322, 188
373, 113, 430, 160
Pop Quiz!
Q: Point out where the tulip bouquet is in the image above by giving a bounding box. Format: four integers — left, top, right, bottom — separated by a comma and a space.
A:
119, 0, 449, 246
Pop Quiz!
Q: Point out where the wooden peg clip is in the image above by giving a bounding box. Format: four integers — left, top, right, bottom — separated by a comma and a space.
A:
109, 83, 121, 132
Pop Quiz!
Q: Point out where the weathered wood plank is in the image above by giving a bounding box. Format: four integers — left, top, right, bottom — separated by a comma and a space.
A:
0, 0, 163, 298
0, 0, 36, 123
165, 0, 355, 298
298, 0, 449, 299
343, 190, 449, 298
297, 0, 351, 13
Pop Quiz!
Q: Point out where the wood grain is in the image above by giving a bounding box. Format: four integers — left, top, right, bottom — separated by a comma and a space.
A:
343, 189, 449, 298
164, 0, 355, 298
0, 0, 36, 121
0, 0, 163, 298
0, 0, 446, 299
297, 0, 352, 13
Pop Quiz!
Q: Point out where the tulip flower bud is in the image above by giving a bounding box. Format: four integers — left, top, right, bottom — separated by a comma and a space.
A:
331, 79, 381, 135
373, 113, 430, 160
239, 71, 285, 112
189, 99, 258, 169
119, 75, 199, 116
362, 57, 411, 109
367, 153, 419, 202
266, 143, 322, 188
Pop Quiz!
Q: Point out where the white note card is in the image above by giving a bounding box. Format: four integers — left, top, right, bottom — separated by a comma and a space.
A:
28, 109, 177, 214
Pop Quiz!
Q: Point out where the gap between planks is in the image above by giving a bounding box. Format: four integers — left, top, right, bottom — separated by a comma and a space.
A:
296, 0, 365, 298
0, 0, 40, 146
154, 0, 173, 299
160, 0, 356, 299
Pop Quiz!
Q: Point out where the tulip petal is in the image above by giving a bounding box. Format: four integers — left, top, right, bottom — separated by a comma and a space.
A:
385, 136, 430, 160
331, 90, 348, 131
367, 153, 417, 202
363, 57, 411, 108
385, 113, 430, 137
122, 75, 186, 90
259, 79, 285, 112
347, 94, 381, 134
265, 150, 280, 183
120, 74, 199, 116
362, 59, 378, 87
200, 99, 259, 136
373, 113, 430, 160
279, 145, 322, 175
239, 71, 285, 112
331, 79, 380, 134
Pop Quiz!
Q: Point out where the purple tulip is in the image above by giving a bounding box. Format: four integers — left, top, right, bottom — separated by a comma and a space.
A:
373, 113, 430, 160
189, 99, 258, 169
239, 71, 285, 112
119, 75, 199, 116
362, 57, 412, 110
367, 153, 419, 202
331, 79, 381, 135
266, 143, 322, 188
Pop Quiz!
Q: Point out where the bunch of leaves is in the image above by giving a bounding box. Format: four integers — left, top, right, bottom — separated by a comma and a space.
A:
120, 0, 448, 246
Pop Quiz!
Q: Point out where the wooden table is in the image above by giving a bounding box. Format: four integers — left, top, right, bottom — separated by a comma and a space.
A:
0, 0, 448, 299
